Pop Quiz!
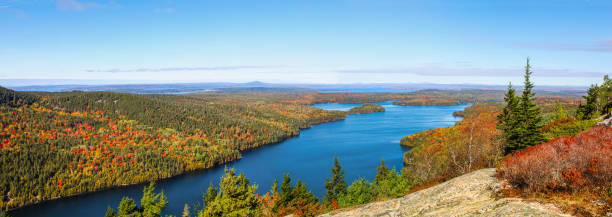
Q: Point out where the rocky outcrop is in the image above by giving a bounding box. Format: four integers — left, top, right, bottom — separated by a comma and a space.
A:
319, 168, 571, 217
597, 116, 612, 127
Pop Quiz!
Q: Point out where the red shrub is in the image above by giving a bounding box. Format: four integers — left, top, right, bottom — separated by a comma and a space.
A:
499, 126, 612, 192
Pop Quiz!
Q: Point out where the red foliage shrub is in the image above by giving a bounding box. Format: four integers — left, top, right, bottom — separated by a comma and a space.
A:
499, 126, 612, 192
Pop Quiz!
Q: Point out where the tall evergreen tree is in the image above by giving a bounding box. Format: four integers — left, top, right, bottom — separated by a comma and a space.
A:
515, 58, 545, 151
270, 179, 279, 196
104, 206, 117, 217
599, 75, 612, 115
274, 173, 293, 212
498, 58, 545, 153
202, 182, 218, 208
577, 84, 600, 120
182, 204, 191, 217
324, 155, 347, 205
140, 182, 168, 217
199, 168, 260, 217
373, 158, 390, 185
117, 197, 139, 217
497, 82, 520, 154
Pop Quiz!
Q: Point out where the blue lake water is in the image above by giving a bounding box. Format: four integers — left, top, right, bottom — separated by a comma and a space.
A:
10, 101, 466, 217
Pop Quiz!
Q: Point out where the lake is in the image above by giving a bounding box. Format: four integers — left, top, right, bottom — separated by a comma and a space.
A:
10, 101, 466, 217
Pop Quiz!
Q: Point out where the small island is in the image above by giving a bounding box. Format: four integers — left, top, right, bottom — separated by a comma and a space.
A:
347, 103, 386, 114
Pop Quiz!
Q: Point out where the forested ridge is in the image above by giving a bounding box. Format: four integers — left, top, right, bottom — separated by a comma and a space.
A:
0, 88, 346, 210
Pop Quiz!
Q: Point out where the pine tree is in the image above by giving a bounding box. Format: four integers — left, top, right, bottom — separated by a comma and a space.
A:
324, 155, 347, 206
553, 101, 567, 120
140, 182, 168, 217
117, 197, 138, 217
182, 204, 191, 217
515, 58, 545, 151
497, 82, 520, 154
599, 75, 612, 115
373, 158, 390, 185
104, 207, 117, 217
577, 84, 600, 120
199, 168, 261, 217
497, 58, 545, 153
270, 179, 279, 196
274, 173, 293, 212
202, 182, 218, 207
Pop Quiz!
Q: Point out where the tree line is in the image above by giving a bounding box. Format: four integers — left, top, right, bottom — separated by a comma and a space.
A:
102, 156, 419, 217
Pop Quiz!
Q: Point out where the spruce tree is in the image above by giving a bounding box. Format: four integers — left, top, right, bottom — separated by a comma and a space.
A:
116, 197, 138, 217
140, 182, 168, 217
373, 158, 390, 185
324, 155, 347, 205
200, 168, 261, 217
601, 75, 612, 115
104, 207, 117, 217
182, 204, 191, 217
274, 173, 293, 212
270, 179, 279, 196
515, 58, 545, 151
497, 82, 520, 154
577, 84, 600, 120
202, 182, 218, 207
498, 58, 545, 153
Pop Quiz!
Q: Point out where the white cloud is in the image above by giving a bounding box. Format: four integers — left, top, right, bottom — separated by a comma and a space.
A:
154, 7, 175, 14
56, 0, 100, 11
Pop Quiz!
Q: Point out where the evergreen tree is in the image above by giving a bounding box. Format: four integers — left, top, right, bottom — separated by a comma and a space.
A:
270, 179, 279, 196
577, 84, 600, 120
105, 207, 117, 217
202, 182, 218, 208
182, 204, 191, 217
337, 178, 374, 208
140, 182, 168, 217
497, 82, 521, 154
274, 173, 293, 212
373, 158, 390, 185
324, 155, 347, 205
0, 211, 9, 217
291, 180, 319, 205
199, 168, 260, 217
553, 101, 567, 120
599, 75, 612, 115
117, 197, 139, 217
517, 58, 545, 150
499, 58, 545, 153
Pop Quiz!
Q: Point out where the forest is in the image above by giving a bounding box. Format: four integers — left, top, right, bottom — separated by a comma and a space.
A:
1, 71, 609, 216
0, 89, 347, 210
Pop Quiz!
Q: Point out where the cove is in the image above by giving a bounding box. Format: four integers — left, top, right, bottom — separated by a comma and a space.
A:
10, 101, 466, 217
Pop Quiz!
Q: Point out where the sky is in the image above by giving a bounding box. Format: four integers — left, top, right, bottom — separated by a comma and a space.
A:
1, 0, 611, 86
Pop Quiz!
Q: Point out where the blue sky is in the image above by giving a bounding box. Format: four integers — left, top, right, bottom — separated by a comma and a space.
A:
1, 0, 611, 86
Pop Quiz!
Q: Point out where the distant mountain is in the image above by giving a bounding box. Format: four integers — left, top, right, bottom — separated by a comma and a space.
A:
2, 80, 588, 94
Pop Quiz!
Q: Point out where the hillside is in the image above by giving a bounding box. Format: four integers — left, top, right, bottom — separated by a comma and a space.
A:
319, 168, 570, 217
0, 89, 346, 210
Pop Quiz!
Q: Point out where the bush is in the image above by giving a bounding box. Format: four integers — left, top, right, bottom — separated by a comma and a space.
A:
499, 126, 612, 192
337, 178, 374, 208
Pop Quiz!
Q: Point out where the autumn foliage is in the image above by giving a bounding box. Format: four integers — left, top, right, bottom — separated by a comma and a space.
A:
498, 126, 612, 192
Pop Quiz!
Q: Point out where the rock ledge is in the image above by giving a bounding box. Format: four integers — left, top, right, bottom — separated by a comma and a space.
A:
319, 168, 571, 217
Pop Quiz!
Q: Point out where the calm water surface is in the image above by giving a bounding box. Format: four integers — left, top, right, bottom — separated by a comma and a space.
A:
10, 101, 466, 217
